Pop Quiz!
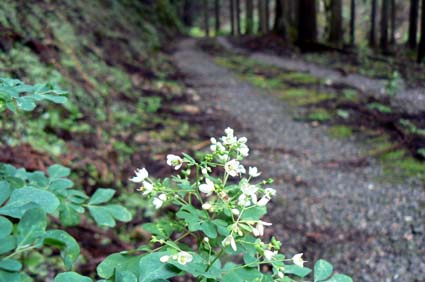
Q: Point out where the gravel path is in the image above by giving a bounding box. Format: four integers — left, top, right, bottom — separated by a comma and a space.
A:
173, 38, 425, 282
217, 37, 425, 116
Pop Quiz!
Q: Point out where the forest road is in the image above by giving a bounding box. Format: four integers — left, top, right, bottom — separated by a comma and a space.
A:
172, 38, 425, 282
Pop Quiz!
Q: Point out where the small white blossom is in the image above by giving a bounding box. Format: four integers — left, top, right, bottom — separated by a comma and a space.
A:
278, 271, 284, 278
199, 178, 215, 196
252, 221, 272, 237
265, 188, 276, 197
238, 193, 251, 206
222, 235, 237, 251
166, 154, 183, 170
202, 202, 212, 210
292, 253, 306, 267
225, 159, 245, 177
238, 136, 248, 143
231, 208, 240, 216
129, 168, 148, 183
238, 144, 249, 157
257, 195, 271, 206
222, 127, 237, 145
160, 255, 170, 263
137, 181, 154, 196
153, 193, 167, 209
241, 183, 258, 196
264, 250, 277, 261
248, 167, 261, 177
176, 251, 193, 265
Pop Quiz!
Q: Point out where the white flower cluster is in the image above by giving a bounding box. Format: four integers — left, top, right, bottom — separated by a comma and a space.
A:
129, 168, 167, 209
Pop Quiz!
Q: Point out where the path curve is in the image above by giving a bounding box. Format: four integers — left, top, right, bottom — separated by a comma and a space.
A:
173, 38, 425, 282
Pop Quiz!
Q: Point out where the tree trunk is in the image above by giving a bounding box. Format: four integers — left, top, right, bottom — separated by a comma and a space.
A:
298, 0, 317, 43
265, 0, 270, 32
329, 0, 343, 45
350, 0, 356, 45
230, 0, 235, 35
418, 0, 425, 62
246, 0, 254, 34
258, 0, 264, 33
203, 0, 210, 37
390, 0, 396, 44
408, 0, 419, 48
215, 0, 220, 35
274, 0, 288, 38
182, 0, 195, 26
369, 0, 377, 47
380, 0, 389, 52
236, 0, 241, 35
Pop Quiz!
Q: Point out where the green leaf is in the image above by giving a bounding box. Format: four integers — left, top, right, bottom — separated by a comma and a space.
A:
48, 164, 71, 179
0, 187, 60, 218
88, 189, 116, 205
55, 272, 92, 282
0, 181, 11, 205
314, 259, 333, 282
16, 96, 36, 111
103, 205, 132, 222
176, 205, 217, 238
0, 236, 16, 255
18, 207, 47, 247
97, 253, 142, 279
222, 262, 262, 282
43, 230, 80, 270
59, 201, 83, 226
0, 259, 22, 272
139, 252, 180, 282
49, 179, 74, 192
285, 265, 312, 278
116, 271, 138, 282
88, 204, 131, 227
325, 274, 353, 282
0, 269, 20, 282
167, 252, 220, 279
240, 206, 267, 221
0, 216, 13, 239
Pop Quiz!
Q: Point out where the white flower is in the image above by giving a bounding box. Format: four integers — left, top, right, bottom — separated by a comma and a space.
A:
160, 255, 170, 263
153, 193, 167, 209
129, 168, 148, 183
166, 154, 183, 170
238, 137, 247, 143
252, 221, 272, 237
238, 144, 249, 157
222, 127, 237, 145
225, 127, 234, 136
176, 251, 193, 265
199, 178, 215, 196
222, 235, 237, 251
225, 159, 245, 177
292, 253, 306, 267
137, 181, 154, 195
249, 167, 261, 177
231, 208, 240, 216
241, 183, 258, 195
264, 250, 277, 261
257, 195, 271, 206
202, 203, 212, 210
278, 271, 284, 278
265, 188, 276, 197
238, 194, 251, 206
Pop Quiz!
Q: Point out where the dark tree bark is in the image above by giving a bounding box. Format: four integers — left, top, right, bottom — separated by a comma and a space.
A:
203, 0, 210, 37
230, 0, 235, 35
418, 0, 425, 62
274, 0, 288, 38
297, 0, 317, 43
350, 0, 356, 45
215, 0, 220, 35
369, 0, 377, 47
408, 0, 419, 48
265, 0, 270, 32
182, 0, 195, 26
236, 0, 241, 35
329, 0, 343, 45
246, 0, 254, 34
380, 0, 390, 52
258, 0, 264, 33
390, 0, 396, 44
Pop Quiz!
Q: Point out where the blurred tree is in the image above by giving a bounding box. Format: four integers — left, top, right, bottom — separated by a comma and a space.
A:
380, 0, 390, 52
182, 0, 195, 26
230, 0, 235, 35
390, 0, 396, 45
265, 0, 270, 32
258, 0, 265, 33
246, 0, 254, 34
408, 0, 419, 48
203, 0, 210, 36
329, 0, 343, 45
236, 0, 241, 35
274, 0, 288, 38
369, 0, 377, 47
215, 0, 221, 34
298, 0, 317, 43
350, 0, 356, 45
418, 0, 425, 62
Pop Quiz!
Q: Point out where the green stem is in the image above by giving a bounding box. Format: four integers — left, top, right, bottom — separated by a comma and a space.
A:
206, 248, 225, 272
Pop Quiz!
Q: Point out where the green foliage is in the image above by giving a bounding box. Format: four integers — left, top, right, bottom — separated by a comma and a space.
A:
329, 126, 353, 139
308, 108, 333, 122
367, 102, 392, 114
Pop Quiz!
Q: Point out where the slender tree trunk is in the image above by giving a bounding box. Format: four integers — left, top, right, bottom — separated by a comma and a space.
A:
265, 0, 270, 32
350, 0, 356, 45
298, 0, 317, 43
236, 0, 241, 35
369, 0, 377, 47
246, 0, 254, 34
380, 0, 390, 52
329, 0, 343, 45
390, 0, 396, 44
258, 0, 264, 33
182, 0, 194, 26
203, 0, 210, 37
274, 0, 288, 38
408, 0, 419, 48
230, 0, 235, 35
215, 0, 220, 35
418, 0, 425, 62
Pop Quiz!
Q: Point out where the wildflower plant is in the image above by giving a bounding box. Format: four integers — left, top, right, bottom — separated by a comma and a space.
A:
84, 128, 353, 282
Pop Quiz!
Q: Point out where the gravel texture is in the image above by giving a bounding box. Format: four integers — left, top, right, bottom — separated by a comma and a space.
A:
217, 37, 425, 116
173, 38, 425, 282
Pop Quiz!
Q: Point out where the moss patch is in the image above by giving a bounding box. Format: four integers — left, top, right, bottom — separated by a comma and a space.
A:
329, 125, 353, 139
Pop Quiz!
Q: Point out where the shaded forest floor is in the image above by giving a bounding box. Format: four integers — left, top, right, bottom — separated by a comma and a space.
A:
174, 37, 425, 282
